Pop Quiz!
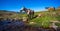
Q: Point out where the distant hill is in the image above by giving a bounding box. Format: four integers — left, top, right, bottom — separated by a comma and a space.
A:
0, 10, 16, 13
0, 10, 20, 18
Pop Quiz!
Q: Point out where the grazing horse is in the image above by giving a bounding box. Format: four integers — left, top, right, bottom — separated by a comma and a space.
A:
20, 7, 34, 19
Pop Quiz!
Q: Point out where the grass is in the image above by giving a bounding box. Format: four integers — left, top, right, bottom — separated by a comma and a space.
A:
15, 10, 60, 28
1, 10, 60, 28
27, 10, 60, 28
55, 23, 60, 27
29, 14, 56, 28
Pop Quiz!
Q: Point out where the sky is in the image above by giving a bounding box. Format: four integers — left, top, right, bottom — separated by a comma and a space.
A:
0, 0, 60, 12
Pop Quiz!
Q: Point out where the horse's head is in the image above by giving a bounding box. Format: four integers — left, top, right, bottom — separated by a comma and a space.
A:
20, 7, 25, 13
21, 7, 27, 10
20, 7, 28, 13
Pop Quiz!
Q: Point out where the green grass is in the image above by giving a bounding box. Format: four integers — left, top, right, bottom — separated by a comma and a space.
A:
1, 10, 60, 28
29, 14, 56, 28
7, 10, 60, 28
55, 23, 60, 27
27, 10, 60, 28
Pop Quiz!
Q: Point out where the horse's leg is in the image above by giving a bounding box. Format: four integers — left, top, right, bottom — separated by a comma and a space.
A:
29, 14, 31, 19
30, 14, 33, 20
27, 14, 30, 20
27, 12, 34, 20
31, 12, 34, 19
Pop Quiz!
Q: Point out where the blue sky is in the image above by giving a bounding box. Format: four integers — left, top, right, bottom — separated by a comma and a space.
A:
0, 0, 60, 12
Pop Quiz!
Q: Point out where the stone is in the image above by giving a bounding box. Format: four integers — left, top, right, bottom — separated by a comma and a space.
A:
29, 22, 36, 24
22, 17, 28, 22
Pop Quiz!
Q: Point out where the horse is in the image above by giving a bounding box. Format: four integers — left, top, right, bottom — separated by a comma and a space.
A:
20, 7, 34, 20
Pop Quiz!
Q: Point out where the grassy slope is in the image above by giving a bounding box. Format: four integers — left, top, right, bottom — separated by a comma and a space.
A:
27, 10, 60, 28
16, 10, 60, 28
0, 10, 60, 28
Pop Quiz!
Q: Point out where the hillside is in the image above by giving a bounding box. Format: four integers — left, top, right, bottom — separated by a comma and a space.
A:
0, 10, 60, 28
0, 10, 19, 18
27, 10, 60, 28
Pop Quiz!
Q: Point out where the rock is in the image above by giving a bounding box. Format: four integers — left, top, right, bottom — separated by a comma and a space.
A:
29, 22, 36, 24
36, 13, 44, 18
22, 17, 28, 22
